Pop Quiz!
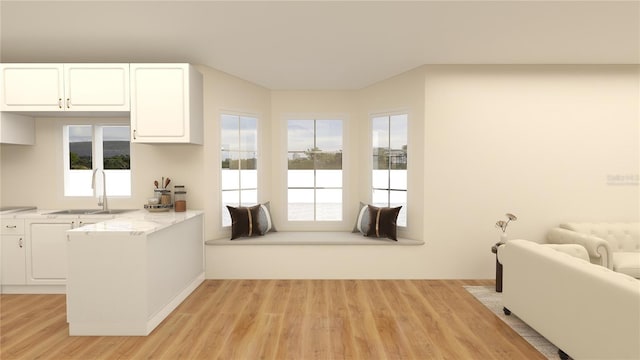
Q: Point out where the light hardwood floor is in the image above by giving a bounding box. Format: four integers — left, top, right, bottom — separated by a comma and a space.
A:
1, 280, 545, 360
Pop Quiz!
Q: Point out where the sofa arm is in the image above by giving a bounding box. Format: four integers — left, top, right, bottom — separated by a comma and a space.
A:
546, 228, 613, 269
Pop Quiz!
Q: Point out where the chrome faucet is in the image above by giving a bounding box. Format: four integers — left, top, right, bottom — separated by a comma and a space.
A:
91, 168, 108, 211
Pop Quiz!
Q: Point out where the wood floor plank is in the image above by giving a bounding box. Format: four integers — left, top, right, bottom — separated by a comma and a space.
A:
343, 280, 388, 359
0, 280, 548, 360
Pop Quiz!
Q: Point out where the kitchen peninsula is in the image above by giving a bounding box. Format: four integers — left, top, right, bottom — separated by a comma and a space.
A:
66, 210, 204, 336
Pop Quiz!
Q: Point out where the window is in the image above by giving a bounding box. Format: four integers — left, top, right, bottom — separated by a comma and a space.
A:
221, 114, 258, 227
372, 114, 408, 226
287, 119, 343, 221
64, 124, 131, 197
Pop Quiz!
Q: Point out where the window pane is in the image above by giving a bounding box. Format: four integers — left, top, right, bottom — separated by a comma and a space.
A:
103, 126, 130, 170
69, 125, 92, 170
288, 169, 314, 188
241, 169, 258, 190
288, 151, 313, 169
316, 151, 342, 170
372, 116, 389, 149
372, 169, 389, 189
222, 210, 232, 227
315, 120, 342, 152
316, 170, 342, 188
240, 116, 257, 152
105, 169, 131, 197
390, 114, 408, 149
389, 169, 407, 190
241, 190, 258, 206
390, 190, 407, 227
221, 169, 239, 190
390, 115, 407, 170
288, 120, 314, 152
288, 189, 314, 221
240, 152, 257, 170
221, 151, 233, 169
221, 114, 239, 151
222, 190, 240, 207
67, 169, 93, 196
372, 189, 389, 207
316, 189, 342, 221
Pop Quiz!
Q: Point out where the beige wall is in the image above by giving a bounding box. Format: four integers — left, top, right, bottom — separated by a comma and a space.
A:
2, 64, 638, 278
358, 66, 427, 241
269, 90, 359, 231
421, 65, 639, 277
196, 65, 271, 240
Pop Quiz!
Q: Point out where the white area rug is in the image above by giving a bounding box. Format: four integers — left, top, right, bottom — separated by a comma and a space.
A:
464, 285, 560, 360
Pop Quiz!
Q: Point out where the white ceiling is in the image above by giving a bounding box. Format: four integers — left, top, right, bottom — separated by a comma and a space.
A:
1, 1, 638, 90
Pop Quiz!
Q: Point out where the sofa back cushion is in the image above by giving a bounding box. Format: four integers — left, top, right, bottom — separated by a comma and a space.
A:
560, 222, 640, 252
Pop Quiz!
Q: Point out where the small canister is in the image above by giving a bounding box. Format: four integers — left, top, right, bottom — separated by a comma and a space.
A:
174, 185, 186, 212
160, 190, 172, 206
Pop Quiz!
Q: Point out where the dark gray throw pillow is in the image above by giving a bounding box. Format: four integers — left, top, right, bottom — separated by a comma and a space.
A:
365, 205, 402, 241
227, 205, 262, 240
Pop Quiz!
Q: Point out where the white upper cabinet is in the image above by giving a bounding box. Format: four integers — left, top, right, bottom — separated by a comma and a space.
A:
64, 64, 130, 111
130, 64, 203, 144
1, 64, 63, 111
1, 63, 130, 112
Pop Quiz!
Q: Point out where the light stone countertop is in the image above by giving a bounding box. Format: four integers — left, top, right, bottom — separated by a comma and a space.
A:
67, 210, 203, 234
1, 208, 203, 235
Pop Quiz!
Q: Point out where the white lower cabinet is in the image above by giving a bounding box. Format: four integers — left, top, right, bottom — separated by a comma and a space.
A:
1, 235, 26, 285
1, 219, 26, 286
27, 220, 73, 285
1, 216, 115, 293
24, 217, 106, 286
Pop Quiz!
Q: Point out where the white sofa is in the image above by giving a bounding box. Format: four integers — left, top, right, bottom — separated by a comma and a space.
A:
499, 239, 640, 360
546, 222, 640, 278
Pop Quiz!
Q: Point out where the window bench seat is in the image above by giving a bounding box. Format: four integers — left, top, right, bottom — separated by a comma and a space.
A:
205, 231, 424, 246
205, 232, 425, 279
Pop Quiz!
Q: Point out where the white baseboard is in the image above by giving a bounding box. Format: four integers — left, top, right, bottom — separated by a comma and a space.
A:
146, 272, 205, 334
1, 284, 66, 294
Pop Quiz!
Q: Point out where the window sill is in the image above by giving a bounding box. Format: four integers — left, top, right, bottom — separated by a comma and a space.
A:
206, 231, 424, 246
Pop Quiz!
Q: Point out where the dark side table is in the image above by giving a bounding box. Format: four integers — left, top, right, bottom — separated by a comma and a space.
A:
491, 243, 504, 292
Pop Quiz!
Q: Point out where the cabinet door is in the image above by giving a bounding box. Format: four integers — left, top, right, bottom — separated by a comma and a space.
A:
1, 235, 26, 285
0, 64, 64, 111
64, 64, 130, 111
28, 222, 73, 284
130, 64, 189, 142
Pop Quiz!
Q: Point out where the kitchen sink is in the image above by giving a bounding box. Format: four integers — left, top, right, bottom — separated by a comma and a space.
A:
46, 209, 138, 215
47, 209, 104, 215
91, 209, 138, 214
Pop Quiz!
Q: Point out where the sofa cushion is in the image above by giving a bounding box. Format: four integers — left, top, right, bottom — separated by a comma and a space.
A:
612, 252, 640, 279
542, 244, 590, 262
560, 222, 640, 252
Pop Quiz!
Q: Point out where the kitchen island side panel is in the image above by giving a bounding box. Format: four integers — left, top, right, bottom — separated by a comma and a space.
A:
147, 214, 204, 320
67, 232, 149, 335
66, 213, 204, 336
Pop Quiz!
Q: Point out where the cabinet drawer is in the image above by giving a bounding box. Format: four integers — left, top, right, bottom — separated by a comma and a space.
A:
1, 219, 24, 235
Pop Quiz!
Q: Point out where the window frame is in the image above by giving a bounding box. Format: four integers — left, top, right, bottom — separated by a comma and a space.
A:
286, 117, 344, 223
370, 111, 408, 228
220, 112, 259, 228
63, 121, 131, 198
